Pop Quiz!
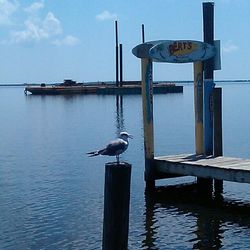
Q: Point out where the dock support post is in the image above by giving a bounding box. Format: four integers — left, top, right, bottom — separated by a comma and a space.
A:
196, 2, 215, 196
141, 58, 155, 189
203, 2, 214, 156
194, 61, 204, 155
102, 162, 131, 250
213, 88, 223, 198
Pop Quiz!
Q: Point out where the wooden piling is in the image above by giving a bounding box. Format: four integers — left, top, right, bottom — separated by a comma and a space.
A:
196, 2, 215, 195
141, 58, 155, 189
115, 21, 119, 87
213, 88, 222, 157
213, 88, 223, 197
102, 162, 131, 250
203, 2, 214, 156
193, 61, 204, 154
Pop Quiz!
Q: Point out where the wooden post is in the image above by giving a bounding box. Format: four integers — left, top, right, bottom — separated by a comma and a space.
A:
213, 88, 222, 157
115, 21, 119, 87
193, 61, 204, 155
213, 88, 223, 198
203, 2, 214, 156
102, 162, 131, 250
119, 43, 123, 87
197, 2, 215, 196
141, 58, 155, 189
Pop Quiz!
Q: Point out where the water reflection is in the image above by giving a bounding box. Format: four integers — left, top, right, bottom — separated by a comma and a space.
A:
142, 194, 159, 250
115, 95, 125, 134
142, 184, 250, 249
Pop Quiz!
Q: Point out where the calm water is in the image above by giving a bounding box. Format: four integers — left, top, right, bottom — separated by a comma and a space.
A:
0, 83, 250, 249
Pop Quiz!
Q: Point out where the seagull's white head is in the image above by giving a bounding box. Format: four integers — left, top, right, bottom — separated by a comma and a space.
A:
119, 131, 133, 140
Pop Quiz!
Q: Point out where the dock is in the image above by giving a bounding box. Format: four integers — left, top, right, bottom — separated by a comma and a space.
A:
153, 154, 250, 184
24, 82, 183, 95
133, 2, 250, 197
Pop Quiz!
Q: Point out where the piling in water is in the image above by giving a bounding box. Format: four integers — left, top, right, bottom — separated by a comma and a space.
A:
102, 162, 131, 250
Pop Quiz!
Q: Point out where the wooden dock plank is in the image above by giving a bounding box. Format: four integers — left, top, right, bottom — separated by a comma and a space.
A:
154, 154, 250, 183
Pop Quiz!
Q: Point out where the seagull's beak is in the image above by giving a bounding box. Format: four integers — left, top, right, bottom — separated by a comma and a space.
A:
128, 134, 133, 139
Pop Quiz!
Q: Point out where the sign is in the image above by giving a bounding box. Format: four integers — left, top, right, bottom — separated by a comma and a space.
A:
149, 40, 216, 63
132, 40, 165, 59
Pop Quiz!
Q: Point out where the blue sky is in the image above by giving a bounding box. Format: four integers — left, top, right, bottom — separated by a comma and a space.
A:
0, 0, 249, 84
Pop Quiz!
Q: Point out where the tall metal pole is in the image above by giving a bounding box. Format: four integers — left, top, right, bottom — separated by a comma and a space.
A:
115, 21, 119, 87
142, 24, 145, 43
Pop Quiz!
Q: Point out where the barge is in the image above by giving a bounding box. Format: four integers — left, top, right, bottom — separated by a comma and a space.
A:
24, 80, 183, 95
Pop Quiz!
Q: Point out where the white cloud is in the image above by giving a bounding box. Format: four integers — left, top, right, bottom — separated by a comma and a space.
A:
53, 35, 80, 46
0, 0, 19, 26
24, 0, 44, 13
11, 12, 62, 43
222, 40, 239, 53
96, 10, 117, 21
2, 1, 80, 45
43, 12, 62, 36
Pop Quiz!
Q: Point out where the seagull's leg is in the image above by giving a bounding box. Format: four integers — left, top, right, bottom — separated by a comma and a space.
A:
116, 155, 119, 164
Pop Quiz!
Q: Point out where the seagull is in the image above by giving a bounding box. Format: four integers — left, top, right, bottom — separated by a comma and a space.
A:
87, 132, 133, 163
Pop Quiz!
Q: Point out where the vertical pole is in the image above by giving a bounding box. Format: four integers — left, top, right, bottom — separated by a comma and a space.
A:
203, 2, 214, 156
119, 43, 123, 87
115, 21, 119, 87
102, 162, 131, 250
141, 58, 155, 189
213, 88, 222, 157
193, 61, 204, 155
197, 2, 215, 196
142, 24, 145, 43
213, 88, 223, 199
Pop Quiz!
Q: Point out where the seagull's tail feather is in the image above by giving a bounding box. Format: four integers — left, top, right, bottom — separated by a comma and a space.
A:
86, 151, 100, 157
87, 148, 106, 157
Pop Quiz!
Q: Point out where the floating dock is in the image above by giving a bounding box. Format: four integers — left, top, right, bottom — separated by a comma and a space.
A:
24, 82, 183, 95
153, 154, 250, 184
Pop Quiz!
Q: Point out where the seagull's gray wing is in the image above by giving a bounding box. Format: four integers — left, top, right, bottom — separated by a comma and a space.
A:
100, 139, 127, 156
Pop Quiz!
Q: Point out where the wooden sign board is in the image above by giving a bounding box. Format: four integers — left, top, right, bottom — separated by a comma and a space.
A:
149, 40, 216, 63
132, 40, 165, 58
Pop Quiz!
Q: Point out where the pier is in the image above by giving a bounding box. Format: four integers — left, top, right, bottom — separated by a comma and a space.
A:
153, 154, 250, 184
133, 2, 250, 194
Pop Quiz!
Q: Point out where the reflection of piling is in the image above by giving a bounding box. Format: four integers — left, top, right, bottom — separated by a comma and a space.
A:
142, 191, 157, 249
116, 94, 124, 132
102, 162, 131, 250
119, 44, 123, 87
